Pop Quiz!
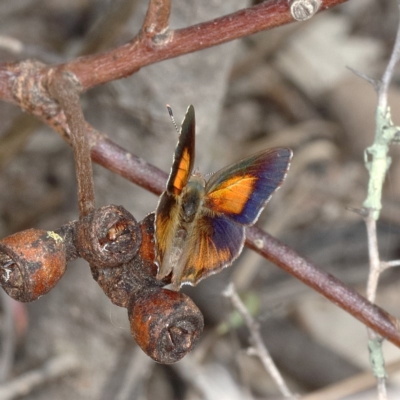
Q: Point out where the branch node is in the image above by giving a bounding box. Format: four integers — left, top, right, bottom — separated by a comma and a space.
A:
288, 0, 321, 21
142, 0, 171, 39
347, 66, 380, 91
346, 206, 370, 218
368, 338, 388, 380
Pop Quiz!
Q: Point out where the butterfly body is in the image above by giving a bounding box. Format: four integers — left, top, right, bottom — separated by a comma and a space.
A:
155, 105, 292, 290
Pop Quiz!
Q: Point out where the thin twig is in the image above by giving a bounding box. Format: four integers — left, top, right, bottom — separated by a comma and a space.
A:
223, 283, 295, 399
48, 72, 95, 218
0, 354, 79, 400
381, 259, 400, 270
347, 66, 379, 91
364, 215, 386, 397
378, 0, 400, 110
358, 2, 400, 398
365, 216, 380, 304
142, 0, 171, 37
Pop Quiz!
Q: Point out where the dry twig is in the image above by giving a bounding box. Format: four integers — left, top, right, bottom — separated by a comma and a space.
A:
358, 1, 400, 398
224, 283, 295, 399
48, 72, 95, 218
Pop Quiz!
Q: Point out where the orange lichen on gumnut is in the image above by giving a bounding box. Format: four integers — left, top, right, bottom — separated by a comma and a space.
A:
138, 213, 156, 264
0, 229, 67, 302
128, 287, 204, 364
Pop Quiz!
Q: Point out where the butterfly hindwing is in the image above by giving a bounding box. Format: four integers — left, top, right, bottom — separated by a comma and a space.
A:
177, 213, 245, 287
166, 105, 196, 196
155, 191, 179, 276
204, 148, 292, 225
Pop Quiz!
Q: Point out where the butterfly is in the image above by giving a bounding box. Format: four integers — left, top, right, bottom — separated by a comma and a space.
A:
155, 105, 292, 290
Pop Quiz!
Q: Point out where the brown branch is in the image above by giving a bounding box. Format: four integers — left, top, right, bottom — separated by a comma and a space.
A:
245, 227, 400, 348
66, 0, 348, 91
0, 0, 348, 101
47, 72, 95, 218
89, 131, 166, 195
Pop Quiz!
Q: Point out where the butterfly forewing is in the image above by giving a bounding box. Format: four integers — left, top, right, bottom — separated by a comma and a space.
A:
155, 191, 180, 277
204, 148, 292, 225
166, 105, 196, 196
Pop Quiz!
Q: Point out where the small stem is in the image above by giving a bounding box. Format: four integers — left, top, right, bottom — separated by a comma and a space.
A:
359, 5, 400, 398
142, 0, 171, 37
224, 283, 295, 399
365, 215, 380, 303
381, 259, 400, 269
364, 215, 386, 399
378, 0, 400, 110
377, 378, 387, 400
48, 71, 95, 218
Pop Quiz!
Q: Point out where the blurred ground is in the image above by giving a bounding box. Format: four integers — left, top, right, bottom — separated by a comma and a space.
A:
1, 0, 400, 399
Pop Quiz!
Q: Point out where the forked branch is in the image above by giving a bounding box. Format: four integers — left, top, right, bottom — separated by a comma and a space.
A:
0, 0, 348, 102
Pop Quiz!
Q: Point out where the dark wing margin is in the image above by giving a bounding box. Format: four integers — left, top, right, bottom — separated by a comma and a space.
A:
177, 214, 245, 287
205, 148, 292, 225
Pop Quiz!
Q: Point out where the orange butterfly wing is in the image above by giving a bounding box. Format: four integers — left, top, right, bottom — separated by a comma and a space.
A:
166, 105, 195, 196
205, 148, 292, 225
155, 105, 196, 280
175, 213, 245, 288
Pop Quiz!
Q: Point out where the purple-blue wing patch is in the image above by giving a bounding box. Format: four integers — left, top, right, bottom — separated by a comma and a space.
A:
204, 148, 292, 225
179, 214, 245, 286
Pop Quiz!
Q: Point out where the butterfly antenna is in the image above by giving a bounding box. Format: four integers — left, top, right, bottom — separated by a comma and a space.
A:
166, 104, 180, 133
